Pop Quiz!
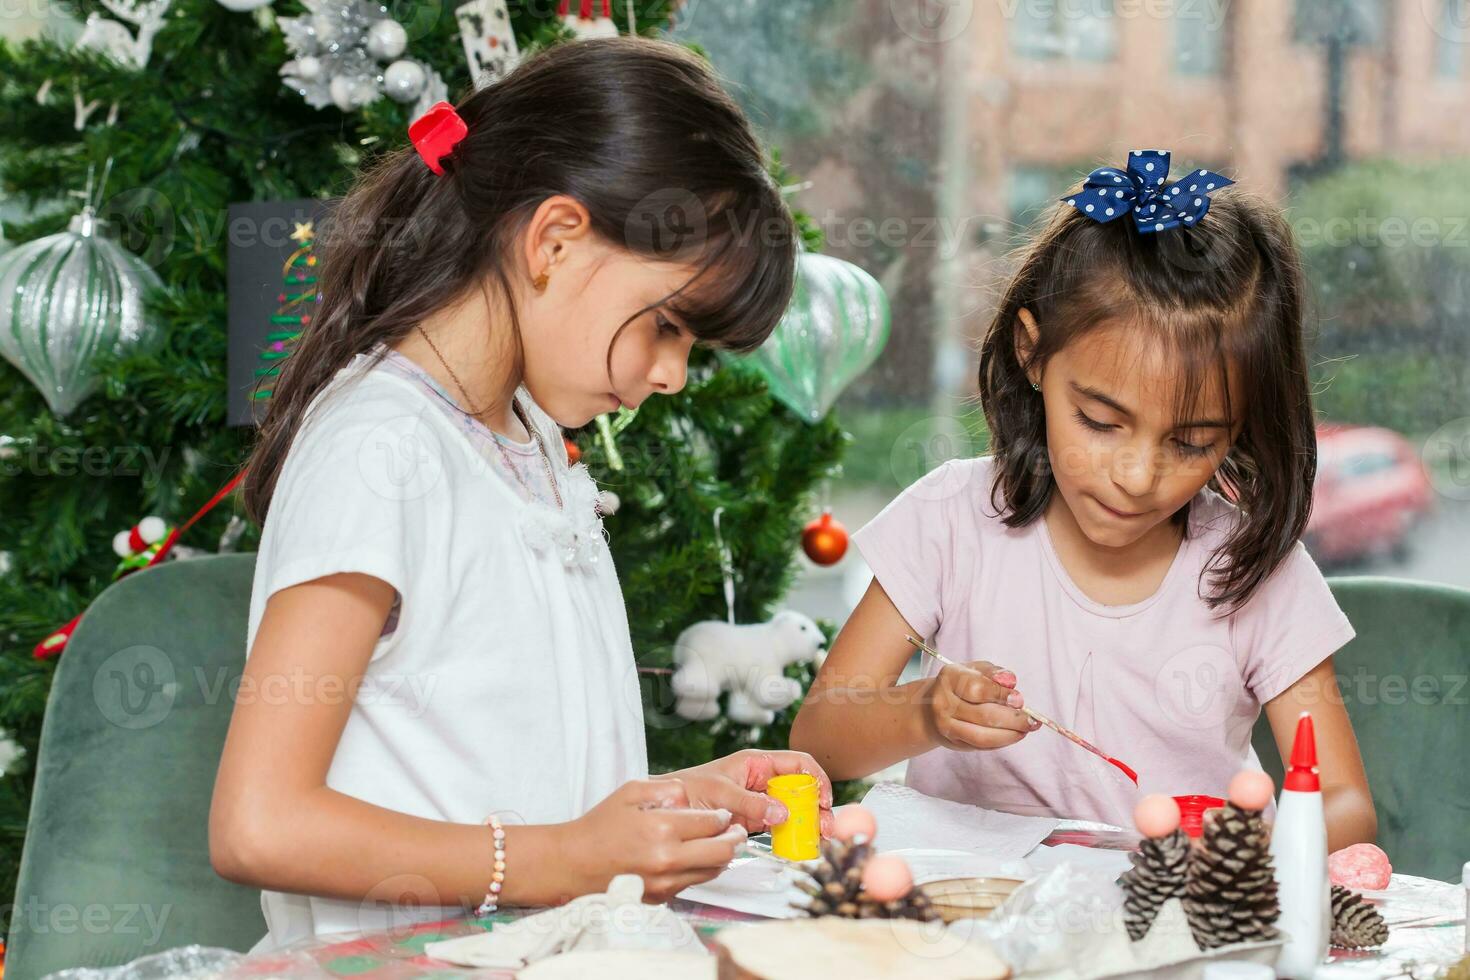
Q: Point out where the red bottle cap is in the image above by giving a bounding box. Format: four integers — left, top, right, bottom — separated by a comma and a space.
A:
1172, 795, 1226, 839
1283, 712, 1320, 792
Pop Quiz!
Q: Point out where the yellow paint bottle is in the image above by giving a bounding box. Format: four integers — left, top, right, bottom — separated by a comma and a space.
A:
766, 773, 820, 861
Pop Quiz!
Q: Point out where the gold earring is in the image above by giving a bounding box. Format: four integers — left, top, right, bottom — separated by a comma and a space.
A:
532, 271, 550, 292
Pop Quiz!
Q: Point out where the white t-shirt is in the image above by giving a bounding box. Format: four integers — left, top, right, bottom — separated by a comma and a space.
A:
244, 351, 648, 951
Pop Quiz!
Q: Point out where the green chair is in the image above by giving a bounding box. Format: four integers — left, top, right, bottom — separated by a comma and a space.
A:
6, 555, 265, 980
1252, 575, 1470, 883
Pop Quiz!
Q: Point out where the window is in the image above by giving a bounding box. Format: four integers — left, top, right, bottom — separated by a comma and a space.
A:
1293, 0, 1385, 47
1012, 0, 1117, 62
1175, 9, 1225, 76
1437, 0, 1467, 79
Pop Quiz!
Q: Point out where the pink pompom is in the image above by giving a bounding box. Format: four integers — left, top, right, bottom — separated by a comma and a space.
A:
833, 805, 877, 844
861, 855, 913, 902
1134, 794, 1181, 838
1329, 843, 1392, 890
1228, 770, 1275, 812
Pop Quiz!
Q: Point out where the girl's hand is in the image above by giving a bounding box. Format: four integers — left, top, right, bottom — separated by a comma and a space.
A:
661, 749, 836, 837
564, 778, 747, 903
921, 661, 1039, 751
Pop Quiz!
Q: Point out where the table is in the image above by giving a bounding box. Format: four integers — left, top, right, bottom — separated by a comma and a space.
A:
53, 834, 1467, 980
199, 874, 1464, 980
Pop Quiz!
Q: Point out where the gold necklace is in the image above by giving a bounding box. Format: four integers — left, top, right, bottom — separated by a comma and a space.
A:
413, 325, 563, 510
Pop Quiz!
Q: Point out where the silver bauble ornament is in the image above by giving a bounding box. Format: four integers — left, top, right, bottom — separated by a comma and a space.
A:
0, 208, 163, 416
213, 0, 273, 11
364, 18, 407, 61
382, 60, 426, 102
295, 55, 322, 80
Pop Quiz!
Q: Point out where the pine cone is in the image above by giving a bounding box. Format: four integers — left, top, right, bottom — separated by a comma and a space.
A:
1183, 803, 1280, 949
1330, 883, 1388, 949
792, 837, 939, 922
1121, 829, 1189, 941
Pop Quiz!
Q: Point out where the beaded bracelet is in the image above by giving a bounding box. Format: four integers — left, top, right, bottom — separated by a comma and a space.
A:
474, 815, 507, 917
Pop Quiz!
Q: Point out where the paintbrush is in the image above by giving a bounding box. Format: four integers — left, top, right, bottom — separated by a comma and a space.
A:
903, 633, 1140, 786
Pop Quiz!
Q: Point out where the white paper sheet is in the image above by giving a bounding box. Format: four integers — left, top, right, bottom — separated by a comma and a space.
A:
678, 855, 809, 919
858, 783, 1060, 858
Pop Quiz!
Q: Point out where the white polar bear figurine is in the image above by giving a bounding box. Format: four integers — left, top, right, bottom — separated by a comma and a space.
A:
670, 610, 826, 725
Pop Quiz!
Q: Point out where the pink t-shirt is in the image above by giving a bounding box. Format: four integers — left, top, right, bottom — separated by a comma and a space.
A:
851, 455, 1355, 828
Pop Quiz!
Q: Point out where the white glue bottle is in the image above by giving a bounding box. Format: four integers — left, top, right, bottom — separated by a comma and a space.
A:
1270, 711, 1331, 978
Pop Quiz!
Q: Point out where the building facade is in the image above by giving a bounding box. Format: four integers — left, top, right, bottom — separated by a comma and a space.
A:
958, 0, 1470, 221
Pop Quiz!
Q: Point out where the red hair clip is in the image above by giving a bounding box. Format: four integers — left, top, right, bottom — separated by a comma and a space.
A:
409, 101, 468, 175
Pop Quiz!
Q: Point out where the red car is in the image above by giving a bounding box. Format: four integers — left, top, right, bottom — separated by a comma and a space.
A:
1305, 424, 1435, 566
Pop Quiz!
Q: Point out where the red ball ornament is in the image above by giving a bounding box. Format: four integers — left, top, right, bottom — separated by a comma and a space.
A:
802, 510, 848, 565
564, 437, 582, 464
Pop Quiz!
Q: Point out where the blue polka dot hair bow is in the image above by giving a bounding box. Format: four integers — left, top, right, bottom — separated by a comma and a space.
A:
1061, 150, 1234, 233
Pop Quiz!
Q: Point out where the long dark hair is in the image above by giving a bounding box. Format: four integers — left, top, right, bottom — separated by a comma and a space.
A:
977, 190, 1316, 614
243, 37, 797, 525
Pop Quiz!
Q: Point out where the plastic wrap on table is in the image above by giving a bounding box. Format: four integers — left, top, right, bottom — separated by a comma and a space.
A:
965, 861, 1127, 974
40, 945, 326, 980
953, 862, 1282, 980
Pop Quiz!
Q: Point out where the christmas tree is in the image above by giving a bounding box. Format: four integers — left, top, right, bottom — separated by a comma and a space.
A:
0, 0, 852, 929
